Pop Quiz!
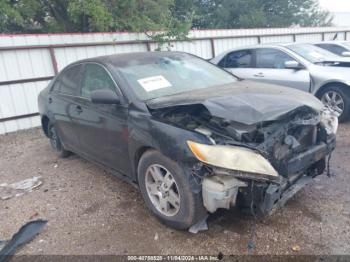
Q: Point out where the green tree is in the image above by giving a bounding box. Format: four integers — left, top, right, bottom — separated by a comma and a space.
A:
192, 0, 332, 28
257, 0, 333, 27
0, 0, 332, 35
0, 0, 193, 35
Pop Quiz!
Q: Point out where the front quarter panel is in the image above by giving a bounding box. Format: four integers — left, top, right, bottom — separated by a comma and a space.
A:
309, 65, 350, 94
127, 107, 210, 190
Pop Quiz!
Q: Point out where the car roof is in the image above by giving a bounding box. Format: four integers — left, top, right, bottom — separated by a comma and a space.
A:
69, 51, 194, 68
216, 43, 308, 51
313, 41, 347, 45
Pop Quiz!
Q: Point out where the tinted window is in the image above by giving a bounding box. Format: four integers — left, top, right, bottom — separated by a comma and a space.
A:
256, 48, 296, 69
81, 64, 116, 98
316, 44, 347, 56
60, 65, 83, 95
220, 50, 253, 68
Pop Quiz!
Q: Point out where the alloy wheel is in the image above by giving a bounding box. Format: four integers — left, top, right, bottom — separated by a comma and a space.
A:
145, 164, 181, 217
321, 91, 344, 116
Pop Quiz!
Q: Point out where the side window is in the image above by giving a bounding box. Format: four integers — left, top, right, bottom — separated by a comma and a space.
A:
220, 50, 253, 68
81, 64, 116, 98
256, 48, 296, 69
60, 65, 83, 95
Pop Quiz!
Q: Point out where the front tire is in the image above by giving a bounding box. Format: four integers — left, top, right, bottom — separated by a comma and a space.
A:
138, 150, 206, 230
48, 123, 70, 158
318, 85, 350, 122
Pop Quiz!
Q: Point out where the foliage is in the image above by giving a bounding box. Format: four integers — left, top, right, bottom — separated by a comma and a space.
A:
0, 0, 192, 33
192, 0, 333, 29
0, 0, 333, 41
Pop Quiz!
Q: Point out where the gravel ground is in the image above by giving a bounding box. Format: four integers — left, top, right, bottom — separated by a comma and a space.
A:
0, 124, 349, 256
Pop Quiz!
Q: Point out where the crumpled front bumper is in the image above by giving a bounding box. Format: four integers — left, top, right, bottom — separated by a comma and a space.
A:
260, 175, 314, 216
277, 134, 336, 177
201, 134, 336, 215
257, 135, 336, 216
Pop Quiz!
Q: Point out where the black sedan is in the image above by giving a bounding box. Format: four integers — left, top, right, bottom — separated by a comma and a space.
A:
38, 52, 337, 229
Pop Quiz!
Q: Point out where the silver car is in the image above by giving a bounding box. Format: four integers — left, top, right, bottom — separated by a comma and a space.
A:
314, 41, 350, 57
211, 43, 350, 121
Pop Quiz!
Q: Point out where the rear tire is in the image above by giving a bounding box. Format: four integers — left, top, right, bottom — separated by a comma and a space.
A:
138, 150, 207, 230
318, 85, 350, 122
48, 123, 70, 158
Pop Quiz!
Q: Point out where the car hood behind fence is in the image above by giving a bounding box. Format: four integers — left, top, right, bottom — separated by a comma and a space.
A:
146, 80, 324, 125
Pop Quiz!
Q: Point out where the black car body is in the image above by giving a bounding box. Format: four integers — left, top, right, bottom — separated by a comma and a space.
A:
38, 52, 337, 229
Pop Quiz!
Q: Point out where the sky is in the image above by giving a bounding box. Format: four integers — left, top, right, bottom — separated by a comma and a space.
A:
319, 0, 350, 13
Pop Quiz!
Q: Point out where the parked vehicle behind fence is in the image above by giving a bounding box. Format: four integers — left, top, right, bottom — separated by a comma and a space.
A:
211, 43, 350, 121
314, 41, 350, 57
38, 52, 337, 229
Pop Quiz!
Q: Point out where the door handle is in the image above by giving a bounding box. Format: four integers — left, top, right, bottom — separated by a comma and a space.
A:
253, 72, 264, 77
75, 105, 83, 114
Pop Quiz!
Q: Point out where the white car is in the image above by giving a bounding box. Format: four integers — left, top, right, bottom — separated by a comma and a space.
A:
315, 41, 350, 57
211, 43, 350, 121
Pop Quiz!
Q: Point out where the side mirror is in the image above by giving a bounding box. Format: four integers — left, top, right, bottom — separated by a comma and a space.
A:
341, 51, 350, 57
284, 60, 304, 70
90, 89, 120, 104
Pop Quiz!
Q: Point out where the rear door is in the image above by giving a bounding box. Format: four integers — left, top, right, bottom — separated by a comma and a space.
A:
251, 48, 311, 92
74, 63, 130, 174
49, 64, 84, 151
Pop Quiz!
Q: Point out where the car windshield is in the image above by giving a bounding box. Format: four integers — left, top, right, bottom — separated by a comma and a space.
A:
116, 53, 237, 100
287, 44, 340, 63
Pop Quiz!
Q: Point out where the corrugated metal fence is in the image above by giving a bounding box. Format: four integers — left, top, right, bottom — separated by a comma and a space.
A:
1, 27, 350, 134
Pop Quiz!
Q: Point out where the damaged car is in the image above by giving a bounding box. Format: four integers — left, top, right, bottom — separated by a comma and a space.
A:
38, 52, 337, 229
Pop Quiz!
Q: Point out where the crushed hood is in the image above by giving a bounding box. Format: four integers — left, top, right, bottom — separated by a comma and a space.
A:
147, 80, 324, 125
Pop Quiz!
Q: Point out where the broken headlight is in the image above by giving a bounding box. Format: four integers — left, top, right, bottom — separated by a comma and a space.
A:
321, 109, 338, 135
187, 141, 278, 178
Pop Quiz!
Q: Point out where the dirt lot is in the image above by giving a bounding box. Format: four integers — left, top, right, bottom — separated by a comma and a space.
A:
0, 123, 350, 256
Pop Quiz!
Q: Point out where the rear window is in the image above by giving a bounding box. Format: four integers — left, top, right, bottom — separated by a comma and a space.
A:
58, 65, 83, 95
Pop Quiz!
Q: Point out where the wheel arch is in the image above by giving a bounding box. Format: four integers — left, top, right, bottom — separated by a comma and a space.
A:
41, 115, 50, 137
133, 146, 156, 183
315, 82, 350, 98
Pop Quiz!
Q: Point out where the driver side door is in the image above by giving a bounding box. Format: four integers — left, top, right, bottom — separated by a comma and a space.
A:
74, 63, 130, 175
251, 48, 311, 92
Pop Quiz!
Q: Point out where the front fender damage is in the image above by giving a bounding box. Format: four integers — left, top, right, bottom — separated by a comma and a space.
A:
149, 102, 337, 216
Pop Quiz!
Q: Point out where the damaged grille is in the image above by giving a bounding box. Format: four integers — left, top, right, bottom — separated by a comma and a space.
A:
152, 104, 330, 178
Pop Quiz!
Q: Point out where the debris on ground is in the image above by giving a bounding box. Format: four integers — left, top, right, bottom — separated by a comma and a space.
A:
292, 245, 301, 252
154, 232, 159, 241
188, 215, 209, 234
0, 219, 47, 262
0, 177, 42, 200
